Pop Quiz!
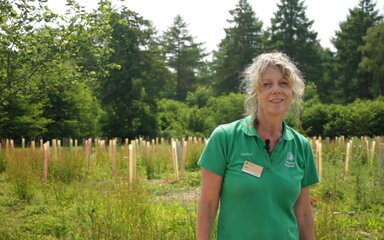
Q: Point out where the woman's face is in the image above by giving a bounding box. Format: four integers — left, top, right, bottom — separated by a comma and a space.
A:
256, 66, 293, 117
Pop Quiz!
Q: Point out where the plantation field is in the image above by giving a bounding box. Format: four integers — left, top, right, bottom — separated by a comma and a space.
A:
0, 137, 383, 239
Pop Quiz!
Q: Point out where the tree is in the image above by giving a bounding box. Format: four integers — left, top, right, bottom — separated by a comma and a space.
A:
332, 0, 382, 102
0, 0, 102, 104
40, 60, 103, 139
212, 0, 264, 95
0, 92, 50, 139
0, 0, 113, 139
359, 21, 384, 97
98, 8, 171, 138
268, 0, 323, 86
160, 15, 207, 100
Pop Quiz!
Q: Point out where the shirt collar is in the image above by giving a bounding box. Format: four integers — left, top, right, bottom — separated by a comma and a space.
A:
242, 115, 294, 141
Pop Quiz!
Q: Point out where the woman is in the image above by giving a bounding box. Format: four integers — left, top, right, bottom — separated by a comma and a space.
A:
196, 52, 319, 240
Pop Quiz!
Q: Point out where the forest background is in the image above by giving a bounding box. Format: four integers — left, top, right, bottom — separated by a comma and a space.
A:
1, 0, 384, 142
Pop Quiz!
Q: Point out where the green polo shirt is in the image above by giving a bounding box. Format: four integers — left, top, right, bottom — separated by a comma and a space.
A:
198, 116, 319, 240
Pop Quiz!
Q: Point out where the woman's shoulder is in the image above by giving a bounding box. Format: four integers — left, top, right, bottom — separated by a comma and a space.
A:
284, 124, 310, 144
209, 117, 249, 139
215, 117, 249, 133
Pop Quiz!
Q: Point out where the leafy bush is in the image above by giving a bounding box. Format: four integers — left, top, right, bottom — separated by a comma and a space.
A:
302, 97, 384, 137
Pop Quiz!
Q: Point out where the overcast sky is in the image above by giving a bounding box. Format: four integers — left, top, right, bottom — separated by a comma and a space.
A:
48, 0, 384, 52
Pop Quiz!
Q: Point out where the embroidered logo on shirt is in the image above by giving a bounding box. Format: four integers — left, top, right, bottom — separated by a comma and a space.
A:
241, 152, 253, 157
285, 152, 295, 168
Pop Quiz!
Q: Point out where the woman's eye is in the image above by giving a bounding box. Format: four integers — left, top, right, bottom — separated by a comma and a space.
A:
263, 82, 271, 88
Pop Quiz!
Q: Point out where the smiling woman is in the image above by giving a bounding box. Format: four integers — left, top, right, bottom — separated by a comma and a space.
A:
258, 66, 293, 117
196, 52, 319, 240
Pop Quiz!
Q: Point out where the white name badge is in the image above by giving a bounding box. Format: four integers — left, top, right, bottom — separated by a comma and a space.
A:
242, 160, 263, 178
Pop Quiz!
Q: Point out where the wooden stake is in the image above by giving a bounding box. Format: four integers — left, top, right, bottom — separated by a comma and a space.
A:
365, 138, 369, 161
31, 140, 35, 150
370, 141, 376, 165
129, 144, 134, 188
21, 137, 25, 148
86, 138, 92, 170
52, 139, 57, 161
130, 140, 137, 179
345, 141, 352, 178
111, 138, 116, 176
181, 141, 187, 177
43, 141, 50, 182
315, 140, 322, 179
171, 141, 179, 181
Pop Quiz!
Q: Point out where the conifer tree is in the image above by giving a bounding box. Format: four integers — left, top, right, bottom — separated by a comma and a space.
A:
268, 0, 323, 87
359, 21, 384, 97
332, 0, 382, 102
160, 15, 207, 100
212, 0, 264, 95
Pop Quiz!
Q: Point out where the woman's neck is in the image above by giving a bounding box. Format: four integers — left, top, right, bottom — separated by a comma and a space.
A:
255, 113, 284, 141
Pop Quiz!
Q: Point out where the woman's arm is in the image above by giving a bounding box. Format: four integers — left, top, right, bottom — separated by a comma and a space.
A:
196, 168, 223, 240
295, 187, 316, 240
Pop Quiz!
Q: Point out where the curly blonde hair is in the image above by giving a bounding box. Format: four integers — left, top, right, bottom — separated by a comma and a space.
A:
241, 52, 305, 118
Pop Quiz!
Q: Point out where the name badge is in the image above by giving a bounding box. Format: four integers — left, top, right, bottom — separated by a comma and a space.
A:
242, 160, 263, 178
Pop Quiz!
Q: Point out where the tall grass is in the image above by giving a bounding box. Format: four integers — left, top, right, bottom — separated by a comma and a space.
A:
0, 137, 383, 239
313, 137, 384, 239
5, 148, 40, 202
50, 148, 84, 183
0, 152, 6, 173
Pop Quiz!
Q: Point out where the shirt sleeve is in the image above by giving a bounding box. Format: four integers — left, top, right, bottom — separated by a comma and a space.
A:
197, 125, 228, 177
301, 140, 320, 188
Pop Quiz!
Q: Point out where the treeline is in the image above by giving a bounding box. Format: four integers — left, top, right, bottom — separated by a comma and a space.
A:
0, 0, 383, 140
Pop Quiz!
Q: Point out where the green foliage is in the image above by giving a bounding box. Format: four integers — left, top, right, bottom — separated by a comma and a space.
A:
359, 21, 384, 97
1, 0, 384, 140
207, 93, 245, 125
157, 99, 189, 137
157, 93, 245, 137
332, 0, 382, 103
302, 97, 384, 137
0, 93, 50, 139
160, 15, 207, 100
0, 0, 113, 139
268, 0, 323, 86
185, 87, 213, 108
212, 0, 264, 95
41, 63, 103, 139
98, 8, 169, 138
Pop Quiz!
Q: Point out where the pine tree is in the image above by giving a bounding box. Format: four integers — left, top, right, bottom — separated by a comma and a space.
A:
332, 0, 381, 102
212, 0, 264, 95
359, 21, 384, 97
160, 15, 207, 100
268, 0, 323, 86
98, 8, 171, 138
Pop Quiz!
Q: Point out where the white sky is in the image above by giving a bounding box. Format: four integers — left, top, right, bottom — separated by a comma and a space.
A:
48, 0, 384, 52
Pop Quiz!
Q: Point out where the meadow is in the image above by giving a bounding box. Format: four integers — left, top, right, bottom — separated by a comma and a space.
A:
0, 137, 383, 240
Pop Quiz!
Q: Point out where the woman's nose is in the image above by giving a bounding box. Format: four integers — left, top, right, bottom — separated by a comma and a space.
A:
271, 84, 281, 94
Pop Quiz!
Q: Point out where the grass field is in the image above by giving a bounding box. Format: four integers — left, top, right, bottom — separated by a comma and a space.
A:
0, 137, 383, 239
